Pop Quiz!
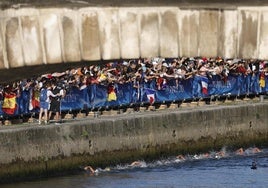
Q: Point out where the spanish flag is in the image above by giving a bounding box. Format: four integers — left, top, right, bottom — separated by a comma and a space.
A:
2, 92, 17, 115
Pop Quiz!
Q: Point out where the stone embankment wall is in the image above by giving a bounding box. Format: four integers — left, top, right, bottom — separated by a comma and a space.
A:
0, 102, 267, 183
0, 6, 268, 70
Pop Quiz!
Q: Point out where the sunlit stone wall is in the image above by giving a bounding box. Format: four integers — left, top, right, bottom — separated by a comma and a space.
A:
0, 6, 267, 69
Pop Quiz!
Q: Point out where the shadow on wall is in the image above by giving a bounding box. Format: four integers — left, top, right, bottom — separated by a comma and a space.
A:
0, 60, 106, 84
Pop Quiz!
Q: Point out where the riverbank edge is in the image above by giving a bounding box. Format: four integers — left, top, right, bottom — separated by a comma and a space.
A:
0, 102, 268, 184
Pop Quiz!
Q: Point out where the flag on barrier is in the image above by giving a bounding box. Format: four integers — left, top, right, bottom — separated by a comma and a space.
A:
2, 92, 17, 115
200, 76, 208, 95
107, 83, 117, 101
145, 88, 155, 104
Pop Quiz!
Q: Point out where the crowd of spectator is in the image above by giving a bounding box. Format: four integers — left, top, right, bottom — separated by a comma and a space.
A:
0, 56, 267, 119
3, 57, 268, 92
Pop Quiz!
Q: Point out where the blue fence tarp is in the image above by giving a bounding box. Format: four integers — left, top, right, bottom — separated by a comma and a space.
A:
1, 74, 267, 117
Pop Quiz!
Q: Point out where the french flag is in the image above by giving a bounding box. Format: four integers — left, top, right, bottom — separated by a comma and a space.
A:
200, 76, 208, 95
145, 88, 155, 105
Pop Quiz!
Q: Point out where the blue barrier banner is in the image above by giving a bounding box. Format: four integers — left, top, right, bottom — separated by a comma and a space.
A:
0, 74, 267, 117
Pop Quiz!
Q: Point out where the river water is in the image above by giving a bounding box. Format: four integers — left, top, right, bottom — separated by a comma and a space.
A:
2, 147, 268, 188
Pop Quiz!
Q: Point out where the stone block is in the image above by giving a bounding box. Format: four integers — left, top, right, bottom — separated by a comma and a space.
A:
169, 103, 178, 109
64, 113, 73, 120
20, 15, 43, 66
40, 13, 62, 64
28, 117, 34, 123
139, 106, 147, 112
125, 108, 134, 114
179, 10, 199, 57
139, 9, 159, 58
190, 101, 198, 107
159, 8, 179, 57
237, 9, 259, 58
198, 101, 206, 106
4, 120, 11, 126
98, 8, 120, 60
199, 10, 219, 57
61, 12, 81, 62
5, 17, 24, 68
147, 105, 155, 111
76, 112, 86, 119
119, 9, 139, 59
158, 104, 167, 110
180, 102, 189, 108
80, 9, 101, 60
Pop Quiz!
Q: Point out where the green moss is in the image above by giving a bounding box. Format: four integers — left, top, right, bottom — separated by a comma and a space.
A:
81, 130, 89, 138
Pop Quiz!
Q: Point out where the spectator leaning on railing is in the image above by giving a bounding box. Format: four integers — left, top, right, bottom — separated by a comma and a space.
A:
0, 57, 267, 121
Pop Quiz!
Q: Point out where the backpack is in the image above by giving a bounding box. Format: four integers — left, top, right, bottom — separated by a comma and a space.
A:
40, 88, 47, 102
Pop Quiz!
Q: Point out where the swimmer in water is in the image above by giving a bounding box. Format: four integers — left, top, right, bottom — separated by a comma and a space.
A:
130, 161, 147, 168
215, 151, 225, 159
235, 148, 244, 155
202, 153, 210, 158
84, 165, 96, 174
176, 155, 186, 161
130, 161, 142, 167
84, 165, 110, 175
252, 147, 261, 154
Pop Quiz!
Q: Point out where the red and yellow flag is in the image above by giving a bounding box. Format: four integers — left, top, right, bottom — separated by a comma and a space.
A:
2, 92, 17, 115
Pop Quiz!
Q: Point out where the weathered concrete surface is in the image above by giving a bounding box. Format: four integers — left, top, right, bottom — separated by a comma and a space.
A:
5, 17, 24, 68
98, 8, 121, 60
80, 8, 101, 60
20, 15, 43, 66
258, 10, 268, 60
0, 102, 268, 183
238, 8, 259, 59
179, 10, 199, 57
199, 10, 219, 57
61, 11, 81, 62
159, 8, 179, 58
0, 6, 268, 82
218, 10, 238, 58
40, 9, 63, 64
119, 8, 140, 59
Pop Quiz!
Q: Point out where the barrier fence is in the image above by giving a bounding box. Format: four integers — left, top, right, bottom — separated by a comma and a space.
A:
0, 74, 267, 118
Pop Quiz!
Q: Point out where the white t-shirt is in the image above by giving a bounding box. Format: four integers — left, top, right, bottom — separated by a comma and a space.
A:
46, 90, 56, 103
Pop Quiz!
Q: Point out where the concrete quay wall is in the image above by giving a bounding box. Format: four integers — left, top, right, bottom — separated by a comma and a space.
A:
0, 6, 268, 70
0, 103, 268, 182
